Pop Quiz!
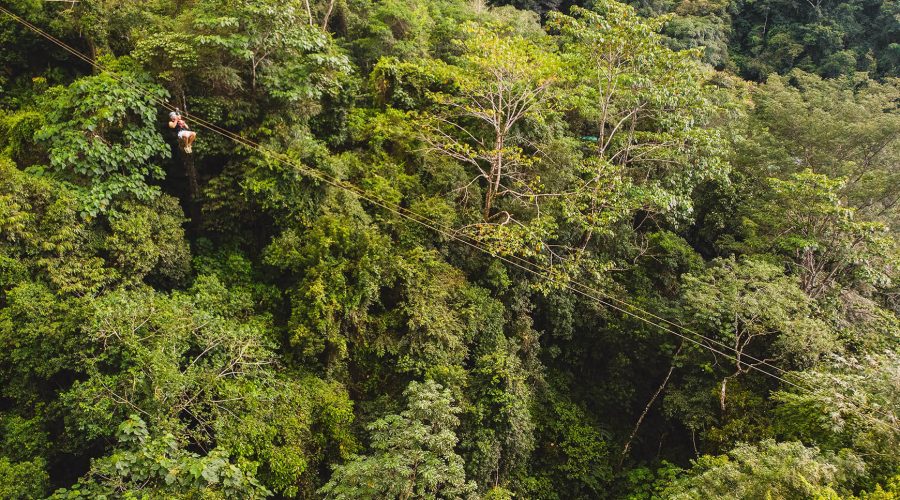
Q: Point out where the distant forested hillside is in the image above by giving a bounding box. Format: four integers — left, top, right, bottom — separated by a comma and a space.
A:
497, 0, 900, 78
0, 0, 897, 498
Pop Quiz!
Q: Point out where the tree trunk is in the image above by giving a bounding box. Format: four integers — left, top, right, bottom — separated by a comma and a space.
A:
619, 341, 683, 468
303, 0, 313, 26
484, 135, 504, 221
180, 150, 202, 232
322, 0, 336, 31
719, 377, 728, 412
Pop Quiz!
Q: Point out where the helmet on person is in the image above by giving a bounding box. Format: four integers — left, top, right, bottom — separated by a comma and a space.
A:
169, 111, 179, 119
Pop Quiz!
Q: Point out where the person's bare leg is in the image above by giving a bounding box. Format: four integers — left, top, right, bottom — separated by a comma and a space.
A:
189, 132, 196, 147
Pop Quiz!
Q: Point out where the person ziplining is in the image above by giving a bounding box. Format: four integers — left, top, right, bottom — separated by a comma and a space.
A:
168, 110, 196, 153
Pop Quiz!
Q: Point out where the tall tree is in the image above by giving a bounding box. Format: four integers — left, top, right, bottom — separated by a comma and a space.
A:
320, 380, 476, 499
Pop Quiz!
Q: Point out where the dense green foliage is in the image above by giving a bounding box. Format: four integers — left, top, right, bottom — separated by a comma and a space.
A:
500, 0, 900, 79
0, 0, 897, 498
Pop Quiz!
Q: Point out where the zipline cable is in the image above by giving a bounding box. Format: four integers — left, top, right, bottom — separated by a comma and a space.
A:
3, 4, 896, 432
